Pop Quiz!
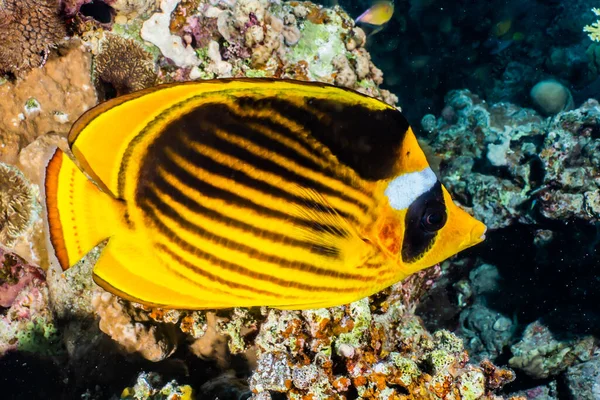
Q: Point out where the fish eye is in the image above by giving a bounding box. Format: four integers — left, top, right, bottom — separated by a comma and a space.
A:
421, 207, 447, 232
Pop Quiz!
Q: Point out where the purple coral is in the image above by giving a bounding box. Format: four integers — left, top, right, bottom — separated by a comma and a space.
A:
0, 252, 45, 308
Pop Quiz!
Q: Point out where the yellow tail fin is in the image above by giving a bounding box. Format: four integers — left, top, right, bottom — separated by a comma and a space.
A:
43, 148, 125, 270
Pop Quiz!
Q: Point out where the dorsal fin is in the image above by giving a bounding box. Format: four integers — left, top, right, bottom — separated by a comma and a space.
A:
67, 78, 409, 200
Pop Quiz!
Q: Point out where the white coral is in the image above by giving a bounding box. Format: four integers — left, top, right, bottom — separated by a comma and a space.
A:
141, 0, 200, 67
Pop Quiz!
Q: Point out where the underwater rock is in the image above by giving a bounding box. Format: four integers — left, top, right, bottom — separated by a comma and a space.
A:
508, 320, 596, 379
141, 0, 201, 67
564, 356, 600, 400
0, 43, 96, 165
92, 291, 178, 362
509, 381, 559, 400
458, 304, 514, 364
0, 0, 66, 76
453, 264, 514, 364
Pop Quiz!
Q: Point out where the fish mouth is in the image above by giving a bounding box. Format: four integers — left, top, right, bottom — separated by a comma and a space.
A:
470, 222, 487, 244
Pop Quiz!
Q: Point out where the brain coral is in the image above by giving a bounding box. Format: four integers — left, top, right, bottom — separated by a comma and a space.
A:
0, 0, 66, 76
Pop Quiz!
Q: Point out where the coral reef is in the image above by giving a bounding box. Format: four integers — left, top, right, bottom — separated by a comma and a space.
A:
1, 0, 599, 397
0, 0, 66, 76
246, 279, 516, 399
422, 90, 600, 230
0, 249, 60, 356
452, 264, 514, 364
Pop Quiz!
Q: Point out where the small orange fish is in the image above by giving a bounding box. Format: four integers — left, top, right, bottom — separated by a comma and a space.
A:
355, 1, 394, 26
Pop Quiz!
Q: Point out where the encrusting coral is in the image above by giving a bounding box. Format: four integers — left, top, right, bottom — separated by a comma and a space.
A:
0, 43, 96, 165
0, 0, 66, 76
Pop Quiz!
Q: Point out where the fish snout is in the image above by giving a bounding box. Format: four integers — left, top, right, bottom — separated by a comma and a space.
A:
470, 220, 487, 244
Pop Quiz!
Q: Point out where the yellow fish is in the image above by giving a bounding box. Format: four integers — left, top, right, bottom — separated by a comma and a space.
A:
42, 79, 485, 310
355, 1, 394, 26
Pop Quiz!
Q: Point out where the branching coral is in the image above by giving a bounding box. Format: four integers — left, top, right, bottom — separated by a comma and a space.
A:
0, 0, 66, 76
94, 33, 157, 96
584, 8, 600, 42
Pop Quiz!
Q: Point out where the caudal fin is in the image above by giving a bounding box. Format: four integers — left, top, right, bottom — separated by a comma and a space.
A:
43, 148, 125, 270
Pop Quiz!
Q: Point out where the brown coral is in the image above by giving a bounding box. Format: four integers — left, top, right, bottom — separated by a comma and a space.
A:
94, 34, 157, 97
0, 0, 66, 76
0, 163, 35, 247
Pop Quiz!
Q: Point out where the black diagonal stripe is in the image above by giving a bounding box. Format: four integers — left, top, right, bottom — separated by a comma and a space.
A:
144, 184, 340, 258
177, 109, 371, 213
150, 153, 349, 238
224, 108, 374, 200
143, 195, 365, 281
237, 97, 409, 181
156, 243, 292, 297
156, 238, 364, 294
236, 112, 332, 165
168, 136, 361, 224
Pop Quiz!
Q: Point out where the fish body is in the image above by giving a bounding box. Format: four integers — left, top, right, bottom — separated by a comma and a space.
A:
43, 78, 485, 310
355, 1, 394, 26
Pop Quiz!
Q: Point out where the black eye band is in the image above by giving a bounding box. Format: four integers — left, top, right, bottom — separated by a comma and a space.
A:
401, 181, 446, 263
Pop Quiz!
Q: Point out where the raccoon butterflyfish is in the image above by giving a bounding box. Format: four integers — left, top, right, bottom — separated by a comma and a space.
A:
42, 78, 486, 310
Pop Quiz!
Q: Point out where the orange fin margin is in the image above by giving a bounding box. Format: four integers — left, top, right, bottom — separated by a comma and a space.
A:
45, 148, 70, 270
43, 148, 125, 271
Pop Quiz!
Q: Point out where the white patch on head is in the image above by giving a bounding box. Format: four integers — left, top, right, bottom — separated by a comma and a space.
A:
384, 167, 437, 210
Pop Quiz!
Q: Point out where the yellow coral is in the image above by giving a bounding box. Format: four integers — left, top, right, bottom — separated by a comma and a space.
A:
584, 8, 600, 42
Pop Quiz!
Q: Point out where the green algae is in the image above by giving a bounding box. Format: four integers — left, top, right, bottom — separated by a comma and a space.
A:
245, 68, 268, 78
24, 97, 41, 113
334, 298, 371, 350
16, 317, 61, 356
390, 353, 421, 386
112, 21, 161, 59
288, 16, 346, 80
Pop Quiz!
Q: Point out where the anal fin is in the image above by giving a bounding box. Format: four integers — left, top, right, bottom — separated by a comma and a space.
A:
93, 236, 229, 309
